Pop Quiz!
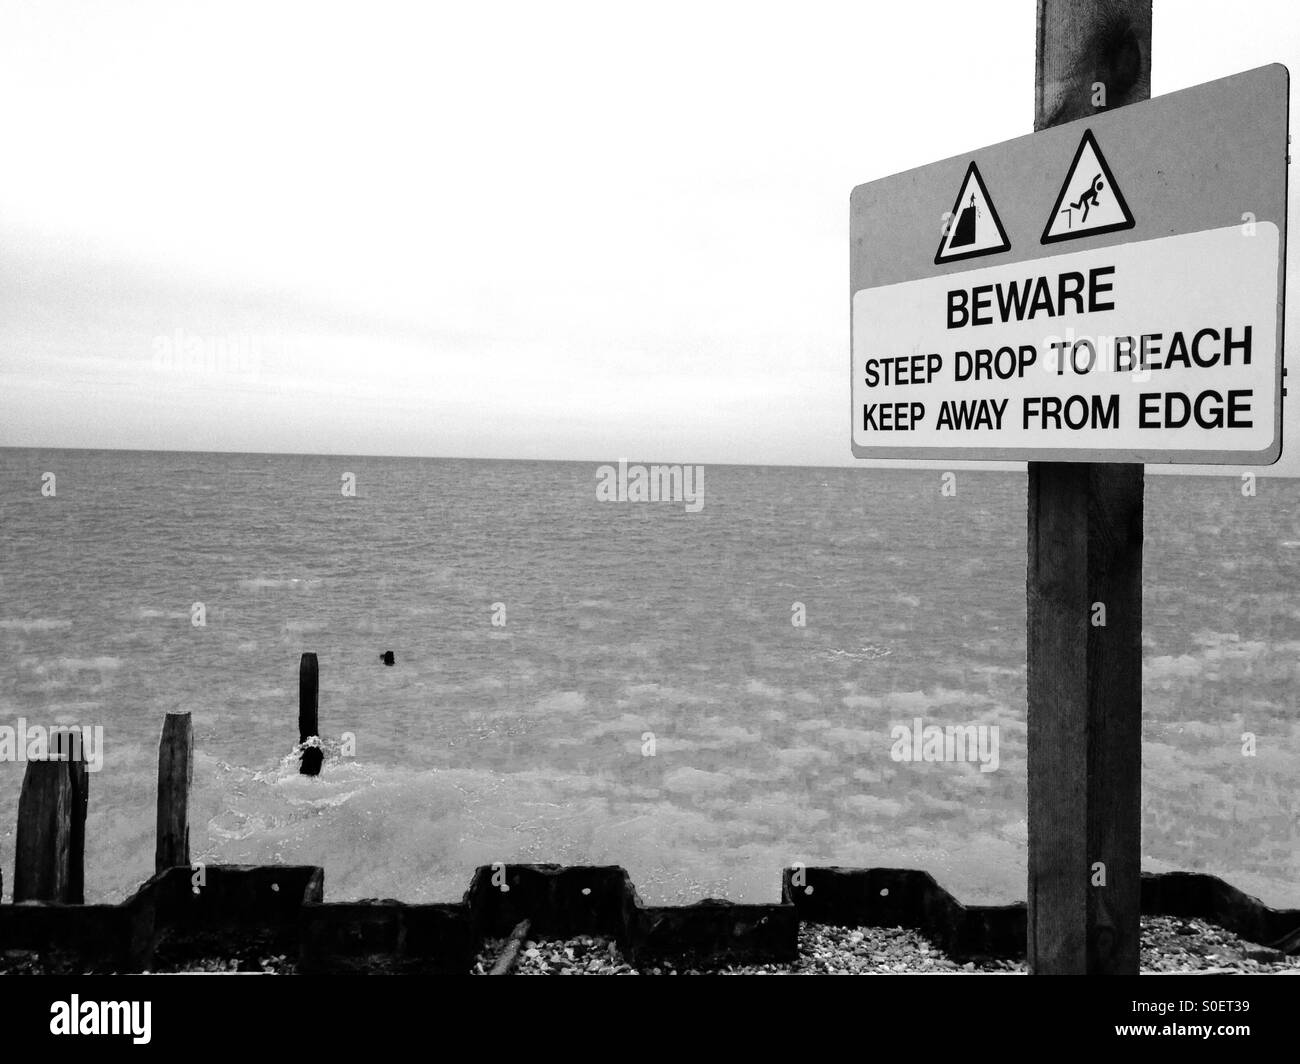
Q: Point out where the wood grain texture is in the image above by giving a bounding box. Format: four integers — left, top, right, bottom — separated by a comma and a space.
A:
1028, 0, 1149, 975
14, 740, 87, 904
1028, 463, 1144, 973
1035, 0, 1152, 131
155, 711, 193, 873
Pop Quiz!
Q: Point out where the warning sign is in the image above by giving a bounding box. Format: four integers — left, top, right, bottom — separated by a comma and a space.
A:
935, 162, 1011, 264
854, 224, 1280, 461
1041, 130, 1134, 243
849, 63, 1288, 465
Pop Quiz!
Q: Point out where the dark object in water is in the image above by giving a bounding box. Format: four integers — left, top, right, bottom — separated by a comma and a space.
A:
300, 743, 323, 776
300, 652, 322, 777
381, 650, 395, 666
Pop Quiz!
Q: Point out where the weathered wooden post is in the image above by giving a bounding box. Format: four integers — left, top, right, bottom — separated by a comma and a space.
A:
1027, 0, 1149, 974
14, 729, 88, 904
155, 711, 193, 873
68, 737, 87, 905
299, 652, 323, 776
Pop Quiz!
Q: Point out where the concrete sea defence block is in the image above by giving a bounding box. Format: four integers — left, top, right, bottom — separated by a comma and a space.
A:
465, 863, 639, 941
1141, 872, 1300, 952
3, 863, 1296, 971
299, 901, 473, 974
632, 900, 799, 966
0, 900, 152, 973
780, 866, 1026, 959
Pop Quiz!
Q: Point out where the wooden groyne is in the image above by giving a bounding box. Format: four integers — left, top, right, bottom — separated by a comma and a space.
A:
3, 858, 1298, 975
2, 652, 1297, 973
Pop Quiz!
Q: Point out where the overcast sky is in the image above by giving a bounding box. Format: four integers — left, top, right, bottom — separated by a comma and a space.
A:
1, 1, 1296, 472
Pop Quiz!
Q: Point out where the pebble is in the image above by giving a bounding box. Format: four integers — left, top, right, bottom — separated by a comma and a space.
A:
469, 918, 1300, 976
6, 917, 1292, 976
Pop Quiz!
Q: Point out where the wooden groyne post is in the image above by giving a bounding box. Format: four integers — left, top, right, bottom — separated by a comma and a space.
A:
155, 711, 193, 872
299, 652, 323, 776
13, 729, 88, 903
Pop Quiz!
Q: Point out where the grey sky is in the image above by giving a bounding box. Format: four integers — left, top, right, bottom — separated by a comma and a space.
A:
1, 1, 1296, 473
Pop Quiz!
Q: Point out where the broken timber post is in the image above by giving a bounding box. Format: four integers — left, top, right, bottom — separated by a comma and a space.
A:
155, 711, 193, 873
14, 729, 88, 903
299, 652, 323, 776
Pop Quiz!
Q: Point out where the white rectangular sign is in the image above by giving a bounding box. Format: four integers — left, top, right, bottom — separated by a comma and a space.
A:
854, 224, 1279, 458
850, 65, 1288, 464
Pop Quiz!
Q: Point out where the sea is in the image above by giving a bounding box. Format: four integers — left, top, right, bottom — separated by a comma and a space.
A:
0, 448, 1296, 907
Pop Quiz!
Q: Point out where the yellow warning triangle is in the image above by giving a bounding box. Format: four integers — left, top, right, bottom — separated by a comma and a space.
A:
1042, 130, 1135, 243
935, 162, 1011, 264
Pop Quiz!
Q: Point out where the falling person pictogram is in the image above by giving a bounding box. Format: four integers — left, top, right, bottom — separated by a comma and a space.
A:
1060, 173, 1104, 229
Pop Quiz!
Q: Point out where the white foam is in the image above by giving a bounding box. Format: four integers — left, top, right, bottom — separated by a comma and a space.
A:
241, 577, 323, 590
0, 618, 72, 632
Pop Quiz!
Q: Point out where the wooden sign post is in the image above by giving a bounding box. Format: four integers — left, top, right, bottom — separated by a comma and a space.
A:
1027, 0, 1148, 977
